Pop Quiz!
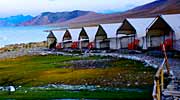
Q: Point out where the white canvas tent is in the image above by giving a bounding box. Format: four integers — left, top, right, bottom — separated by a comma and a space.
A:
53, 30, 66, 48
127, 18, 155, 38
53, 30, 66, 43
68, 28, 81, 42
83, 26, 98, 49
84, 26, 98, 42
146, 14, 180, 50
101, 23, 122, 38
47, 31, 57, 49
62, 30, 72, 48
117, 19, 136, 49
127, 18, 155, 49
78, 28, 89, 48
161, 14, 180, 51
161, 14, 180, 40
68, 28, 82, 49
97, 23, 122, 49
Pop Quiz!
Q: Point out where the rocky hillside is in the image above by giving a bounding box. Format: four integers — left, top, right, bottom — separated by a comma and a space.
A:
18, 0, 180, 27
0, 15, 33, 26
123, 0, 180, 17
20, 10, 93, 26
52, 0, 180, 28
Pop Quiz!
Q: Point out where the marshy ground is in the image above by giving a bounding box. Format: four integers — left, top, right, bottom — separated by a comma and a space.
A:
0, 55, 156, 99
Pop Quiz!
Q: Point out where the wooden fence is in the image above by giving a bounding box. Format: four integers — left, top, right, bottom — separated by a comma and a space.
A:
152, 44, 170, 100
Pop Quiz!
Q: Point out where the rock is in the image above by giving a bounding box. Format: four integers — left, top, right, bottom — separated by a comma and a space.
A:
9, 86, 16, 92
135, 82, 139, 85
24, 90, 27, 93
127, 83, 131, 87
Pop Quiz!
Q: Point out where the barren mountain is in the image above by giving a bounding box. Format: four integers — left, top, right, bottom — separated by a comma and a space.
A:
20, 10, 92, 26
20, 0, 180, 27
0, 15, 33, 26
52, 0, 180, 28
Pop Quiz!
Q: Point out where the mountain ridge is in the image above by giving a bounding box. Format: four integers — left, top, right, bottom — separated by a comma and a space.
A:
0, 15, 33, 26
1, 0, 180, 27
19, 10, 94, 26
50, 0, 180, 28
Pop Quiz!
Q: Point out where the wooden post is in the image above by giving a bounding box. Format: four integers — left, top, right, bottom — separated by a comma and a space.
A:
161, 69, 164, 90
152, 80, 157, 100
120, 38, 122, 49
152, 44, 171, 100
80, 37, 82, 53
156, 79, 161, 100
162, 44, 170, 75
116, 34, 118, 50
134, 35, 135, 49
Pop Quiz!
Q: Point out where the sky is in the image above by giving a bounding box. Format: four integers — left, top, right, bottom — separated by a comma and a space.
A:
0, 0, 156, 17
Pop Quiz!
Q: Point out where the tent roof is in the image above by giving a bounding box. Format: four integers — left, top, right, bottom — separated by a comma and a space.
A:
84, 26, 98, 41
127, 18, 155, 38
79, 28, 89, 40
47, 31, 56, 38
68, 28, 81, 41
100, 23, 122, 38
117, 19, 136, 35
53, 30, 66, 43
161, 14, 180, 40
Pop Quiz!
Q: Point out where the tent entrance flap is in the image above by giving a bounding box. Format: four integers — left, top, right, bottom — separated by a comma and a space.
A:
119, 36, 135, 49
63, 30, 72, 41
79, 28, 89, 40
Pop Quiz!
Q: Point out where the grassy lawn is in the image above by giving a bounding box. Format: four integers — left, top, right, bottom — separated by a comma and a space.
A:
0, 89, 152, 100
0, 55, 156, 99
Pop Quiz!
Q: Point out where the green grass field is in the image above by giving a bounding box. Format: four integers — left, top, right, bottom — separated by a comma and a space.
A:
0, 55, 156, 99
0, 89, 152, 100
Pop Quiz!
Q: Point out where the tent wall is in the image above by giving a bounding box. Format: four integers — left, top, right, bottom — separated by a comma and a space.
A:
120, 38, 129, 49
119, 36, 135, 49
79, 40, 89, 49
95, 40, 102, 49
47, 37, 56, 49
174, 39, 180, 51
150, 36, 162, 47
117, 39, 121, 49
141, 37, 147, 50
100, 41, 109, 49
109, 38, 117, 50
63, 42, 72, 48
147, 32, 172, 48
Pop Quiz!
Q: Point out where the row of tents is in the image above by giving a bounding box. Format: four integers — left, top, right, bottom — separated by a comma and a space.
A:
47, 14, 180, 51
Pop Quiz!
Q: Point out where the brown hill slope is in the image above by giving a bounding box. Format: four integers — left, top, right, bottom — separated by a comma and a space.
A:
20, 10, 92, 26
53, 0, 180, 28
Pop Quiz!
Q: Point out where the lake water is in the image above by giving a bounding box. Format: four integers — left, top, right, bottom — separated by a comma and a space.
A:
0, 26, 55, 47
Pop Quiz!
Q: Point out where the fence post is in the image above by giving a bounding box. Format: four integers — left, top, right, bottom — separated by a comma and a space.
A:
156, 79, 161, 100
161, 69, 164, 91
162, 44, 170, 75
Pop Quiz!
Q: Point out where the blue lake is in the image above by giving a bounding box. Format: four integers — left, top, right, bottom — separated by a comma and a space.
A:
0, 26, 55, 47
